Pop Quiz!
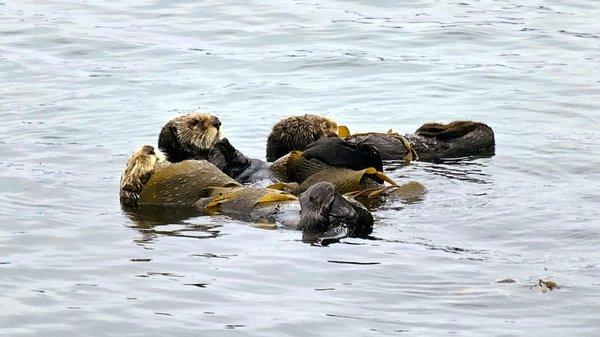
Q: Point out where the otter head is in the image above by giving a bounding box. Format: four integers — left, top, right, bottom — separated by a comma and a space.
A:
158, 112, 222, 163
119, 145, 163, 207
266, 114, 339, 162
298, 182, 373, 243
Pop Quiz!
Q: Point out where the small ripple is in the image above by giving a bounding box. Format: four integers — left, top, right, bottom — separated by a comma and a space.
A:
327, 260, 381, 265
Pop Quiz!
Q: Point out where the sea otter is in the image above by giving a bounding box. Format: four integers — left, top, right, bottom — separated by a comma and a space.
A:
119, 145, 373, 242
266, 114, 339, 162
265, 116, 495, 162
155, 113, 416, 201
347, 121, 495, 162
156, 113, 388, 187
158, 112, 222, 163
208, 137, 388, 191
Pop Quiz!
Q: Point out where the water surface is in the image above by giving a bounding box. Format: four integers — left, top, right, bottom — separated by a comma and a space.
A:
1, 1, 600, 336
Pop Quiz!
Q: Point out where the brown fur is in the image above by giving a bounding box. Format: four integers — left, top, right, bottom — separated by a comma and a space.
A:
158, 112, 222, 162
119, 145, 164, 206
415, 121, 480, 141
266, 114, 338, 162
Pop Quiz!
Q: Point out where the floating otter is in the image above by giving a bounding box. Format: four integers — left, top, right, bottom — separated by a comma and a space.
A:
119, 145, 373, 243
154, 113, 420, 204
156, 113, 388, 188
299, 182, 373, 242
347, 121, 495, 162
208, 136, 387, 190
158, 112, 222, 163
266, 114, 339, 162
266, 115, 495, 162
206, 136, 404, 202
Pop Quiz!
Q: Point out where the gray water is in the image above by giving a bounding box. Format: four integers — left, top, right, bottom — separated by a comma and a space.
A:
1, 1, 600, 336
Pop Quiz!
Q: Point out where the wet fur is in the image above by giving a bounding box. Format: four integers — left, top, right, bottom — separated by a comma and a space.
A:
303, 137, 383, 173
266, 114, 338, 162
158, 113, 222, 163
415, 121, 480, 141
119, 145, 163, 206
208, 138, 252, 180
348, 121, 495, 161
298, 182, 373, 237
207, 138, 275, 183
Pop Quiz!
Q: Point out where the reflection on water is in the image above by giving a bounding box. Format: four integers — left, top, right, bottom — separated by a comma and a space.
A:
386, 158, 492, 184
123, 205, 203, 227
133, 222, 223, 243
123, 206, 224, 243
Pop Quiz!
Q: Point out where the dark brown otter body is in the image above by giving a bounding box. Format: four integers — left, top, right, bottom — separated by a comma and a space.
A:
302, 137, 383, 173
266, 115, 494, 162
158, 112, 222, 163
208, 137, 385, 187
266, 114, 338, 162
299, 182, 373, 244
348, 121, 495, 162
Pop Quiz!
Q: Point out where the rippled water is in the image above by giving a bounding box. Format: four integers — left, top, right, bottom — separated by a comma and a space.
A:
2, 1, 600, 335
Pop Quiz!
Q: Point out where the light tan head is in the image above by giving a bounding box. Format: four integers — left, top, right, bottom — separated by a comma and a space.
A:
158, 112, 222, 162
119, 145, 164, 206
266, 114, 339, 162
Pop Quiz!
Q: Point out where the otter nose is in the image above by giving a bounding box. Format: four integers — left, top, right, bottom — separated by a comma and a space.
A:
212, 118, 222, 129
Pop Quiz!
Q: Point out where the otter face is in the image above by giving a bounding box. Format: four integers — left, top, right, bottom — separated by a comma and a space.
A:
119, 145, 161, 206
298, 182, 373, 239
320, 117, 339, 138
266, 114, 339, 162
298, 182, 337, 232
158, 113, 222, 162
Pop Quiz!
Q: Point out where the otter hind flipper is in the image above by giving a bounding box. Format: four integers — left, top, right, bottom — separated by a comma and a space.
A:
415, 121, 479, 141
415, 122, 447, 136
